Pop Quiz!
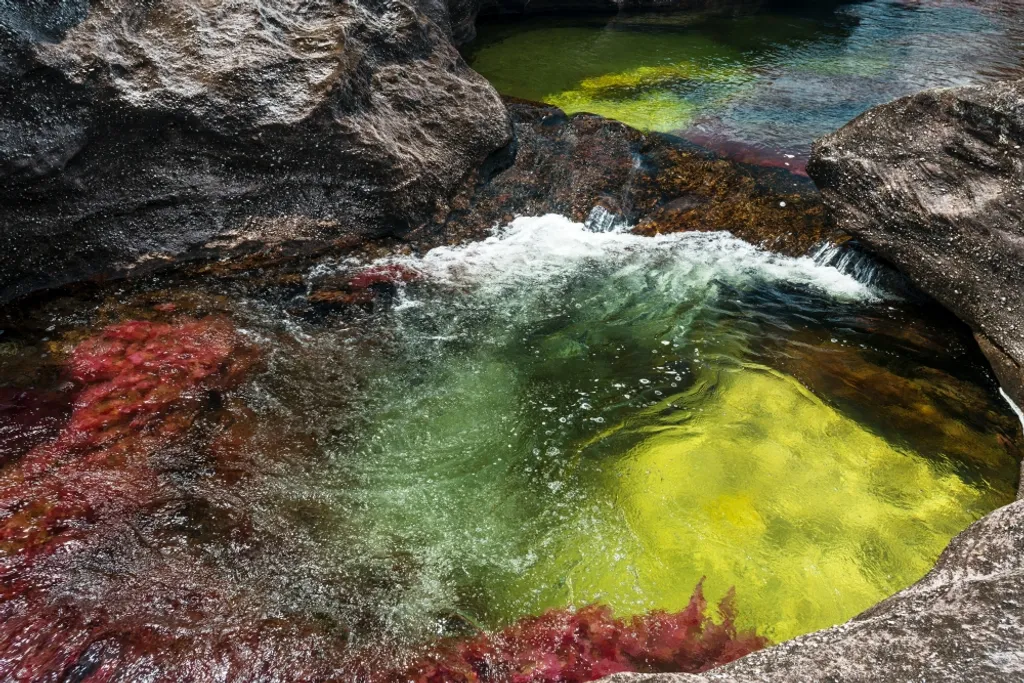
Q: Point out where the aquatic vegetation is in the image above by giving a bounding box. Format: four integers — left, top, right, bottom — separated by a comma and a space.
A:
0, 318, 258, 564
467, 3, 1024, 165
546, 63, 747, 133
349, 264, 423, 291
328, 216, 1018, 643
392, 585, 767, 682
512, 366, 1013, 641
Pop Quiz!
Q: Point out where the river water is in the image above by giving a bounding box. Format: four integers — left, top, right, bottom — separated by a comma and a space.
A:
299, 216, 1017, 646
2, 2, 1024, 680
466, 0, 1024, 172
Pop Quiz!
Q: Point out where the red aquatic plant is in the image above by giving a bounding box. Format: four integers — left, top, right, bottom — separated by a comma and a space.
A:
0, 317, 259, 568
348, 264, 421, 291
0, 316, 768, 682
393, 584, 768, 683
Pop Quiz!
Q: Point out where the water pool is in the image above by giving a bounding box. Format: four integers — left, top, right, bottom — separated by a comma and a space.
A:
465, 1, 1024, 171
0, 216, 1018, 679
310, 217, 1017, 648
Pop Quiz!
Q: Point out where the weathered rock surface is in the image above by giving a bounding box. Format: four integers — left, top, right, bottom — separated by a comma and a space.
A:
0, 0, 837, 305
602, 498, 1024, 682
807, 79, 1024, 407
0, 0, 513, 302
437, 98, 831, 256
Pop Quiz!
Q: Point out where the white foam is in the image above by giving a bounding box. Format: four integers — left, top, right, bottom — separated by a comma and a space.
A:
387, 214, 882, 303
1000, 387, 1024, 432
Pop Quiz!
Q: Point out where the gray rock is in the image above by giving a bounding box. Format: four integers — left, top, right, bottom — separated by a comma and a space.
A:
0, 0, 512, 301
807, 79, 1024, 408
602, 499, 1024, 682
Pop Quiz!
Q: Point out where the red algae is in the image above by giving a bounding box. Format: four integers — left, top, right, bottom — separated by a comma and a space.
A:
681, 132, 809, 177
348, 264, 422, 292
0, 318, 258, 569
390, 584, 768, 683
0, 316, 768, 682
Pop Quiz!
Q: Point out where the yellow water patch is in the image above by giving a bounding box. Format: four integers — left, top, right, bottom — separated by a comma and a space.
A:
508, 366, 1013, 642
548, 89, 698, 133
546, 63, 750, 132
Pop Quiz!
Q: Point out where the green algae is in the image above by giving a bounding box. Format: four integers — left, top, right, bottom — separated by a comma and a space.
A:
506, 365, 1012, 642
324, 218, 1020, 645
465, 4, 1021, 156
467, 22, 755, 133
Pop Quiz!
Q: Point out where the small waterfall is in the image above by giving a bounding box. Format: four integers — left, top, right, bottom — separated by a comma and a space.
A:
584, 205, 628, 233
811, 242, 882, 288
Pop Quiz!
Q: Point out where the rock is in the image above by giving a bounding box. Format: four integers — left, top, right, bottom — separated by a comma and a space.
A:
441, 98, 832, 256
0, 0, 512, 302
0, 0, 842, 306
602, 498, 1024, 682
807, 79, 1024, 407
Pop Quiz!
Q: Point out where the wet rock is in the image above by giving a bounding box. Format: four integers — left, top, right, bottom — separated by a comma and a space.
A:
0, 0, 512, 303
441, 99, 833, 256
807, 78, 1024, 407
601, 497, 1024, 682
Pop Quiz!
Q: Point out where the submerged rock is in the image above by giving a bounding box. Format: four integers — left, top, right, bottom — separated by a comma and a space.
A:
0, 0, 512, 302
807, 78, 1024, 407
443, 99, 832, 256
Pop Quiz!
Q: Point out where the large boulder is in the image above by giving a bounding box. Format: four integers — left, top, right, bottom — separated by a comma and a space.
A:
603, 498, 1024, 682
0, 0, 512, 302
806, 79, 1024, 407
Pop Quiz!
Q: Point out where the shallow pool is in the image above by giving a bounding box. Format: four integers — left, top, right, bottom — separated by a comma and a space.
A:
465, 1, 1024, 171
307, 217, 1018, 645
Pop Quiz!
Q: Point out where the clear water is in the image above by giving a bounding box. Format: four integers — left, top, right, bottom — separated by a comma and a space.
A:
465, 1, 1024, 170
277, 216, 1018, 646
5, 3, 1024, 669
0, 214, 1018, 672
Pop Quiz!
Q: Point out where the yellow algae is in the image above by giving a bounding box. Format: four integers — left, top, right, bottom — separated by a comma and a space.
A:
506, 366, 1013, 642
548, 89, 699, 133
546, 63, 750, 132
573, 63, 748, 93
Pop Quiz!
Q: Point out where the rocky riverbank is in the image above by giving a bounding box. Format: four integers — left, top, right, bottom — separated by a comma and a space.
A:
0, 0, 839, 306
808, 78, 1024, 410
0, 0, 512, 302
4, 2, 1024, 683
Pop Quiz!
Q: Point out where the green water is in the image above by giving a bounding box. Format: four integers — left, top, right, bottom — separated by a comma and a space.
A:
308, 217, 1018, 645
465, 2, 1024, 166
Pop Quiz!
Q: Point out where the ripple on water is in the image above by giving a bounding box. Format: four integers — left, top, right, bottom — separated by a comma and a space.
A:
312, 215, 1019, 645
465, 1, 1024, 170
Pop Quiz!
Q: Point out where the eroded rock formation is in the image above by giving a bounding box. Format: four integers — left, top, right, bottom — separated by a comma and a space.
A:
807, 78, 1024, 407
0, 0, 512, 302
